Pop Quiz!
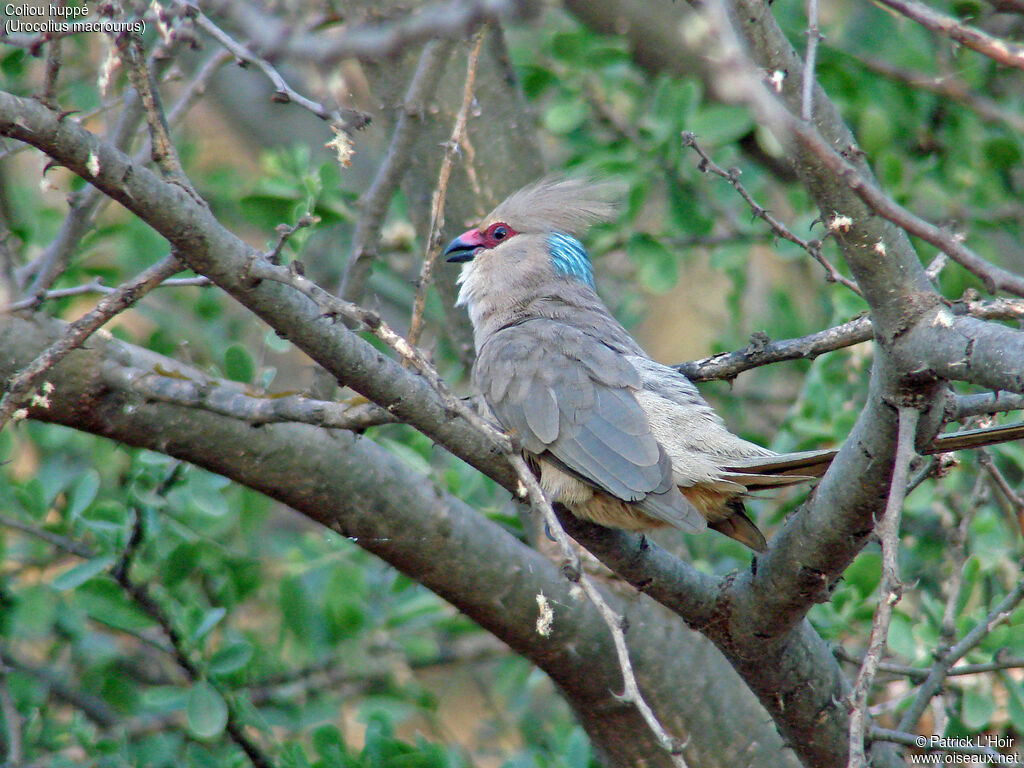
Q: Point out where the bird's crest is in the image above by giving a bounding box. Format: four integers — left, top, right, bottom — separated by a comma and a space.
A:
485, 176, 619, 236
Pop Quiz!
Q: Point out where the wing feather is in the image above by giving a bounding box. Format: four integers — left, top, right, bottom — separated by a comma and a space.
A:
474, 318, 702, 533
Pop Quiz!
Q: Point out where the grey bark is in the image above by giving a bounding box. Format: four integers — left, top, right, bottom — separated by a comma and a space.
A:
0, 312, 799, 768
5, 1, 1023, 762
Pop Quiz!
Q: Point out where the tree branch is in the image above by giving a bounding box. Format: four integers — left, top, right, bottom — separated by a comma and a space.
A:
847, 406, 919, 768
897, 575, 1024, 732
218, 0, 536, 64
1, 312, 800, 768
339, 40, 452, 301
873, 0, 1024, 70
408, 27, 487, 345
0, 253, 183, 432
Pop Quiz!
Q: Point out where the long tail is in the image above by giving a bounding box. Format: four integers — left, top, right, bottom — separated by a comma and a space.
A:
707, 421, 1024, 551
722, 448, 837, 490
926, 421, 1024, 453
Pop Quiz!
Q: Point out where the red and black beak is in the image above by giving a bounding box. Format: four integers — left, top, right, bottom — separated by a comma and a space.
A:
444, 229, 485, 263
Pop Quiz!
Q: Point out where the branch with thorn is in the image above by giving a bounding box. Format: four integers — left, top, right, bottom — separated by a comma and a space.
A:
339, 40, 452, 301
408, 26, 488, 347
896, 576, 1024, 734
676, 297, 1024, 383
873, 0, 1024, 71
0, 254, 183, 433
680, 131, 862, 295
177, 2, 369, 132
847, 405, 919, 768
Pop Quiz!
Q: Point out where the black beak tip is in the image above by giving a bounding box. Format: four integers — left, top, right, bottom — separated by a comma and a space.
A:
444, 235, 478, 263
445, 249, 476, 263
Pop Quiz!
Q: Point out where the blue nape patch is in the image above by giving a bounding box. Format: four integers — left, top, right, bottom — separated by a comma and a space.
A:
547, 232, 595, 288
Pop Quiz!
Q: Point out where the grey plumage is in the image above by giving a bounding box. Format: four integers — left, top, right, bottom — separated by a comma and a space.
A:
445, 176, 836, 551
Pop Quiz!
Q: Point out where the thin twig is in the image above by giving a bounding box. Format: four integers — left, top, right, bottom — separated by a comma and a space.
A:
801, 0, 821, 122
873, 0, 1024, 70
677, 314, 872, 381
681, 132, 863, 295
1, 648, 118, 728
978, 450, 1024, 536
847, 406, 919, 768
266, 214, 319, 265
17, 42, 219, 297
40, 38, 63, 109
676, 297, 1024, 382
0, 650, 22, 765
179, 2, 368, 131
850, 55, 1024, 134
110, 473, 274, 768
692, 0, 1024, 298
221, 0, 523, 64
0, 254, 183, 433
119, 36, 199, 198
835, 646, 1024, 680
408, 27, 487, 346
0, 512, 96, 558
4, 275, 212, 312
897, 575, 1024, 732
339, 40, 452, 301
507, 455, 691, 768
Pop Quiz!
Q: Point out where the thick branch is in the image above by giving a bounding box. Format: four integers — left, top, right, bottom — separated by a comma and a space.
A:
0, 312, 796, 768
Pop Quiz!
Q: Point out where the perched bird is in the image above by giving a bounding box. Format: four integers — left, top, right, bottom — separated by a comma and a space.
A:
445, 177, 835, 551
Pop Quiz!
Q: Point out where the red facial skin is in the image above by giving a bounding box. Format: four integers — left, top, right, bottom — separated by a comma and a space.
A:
444, 222, 518, 261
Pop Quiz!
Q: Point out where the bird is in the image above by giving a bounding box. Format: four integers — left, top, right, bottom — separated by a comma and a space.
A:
443, 176, 838, 552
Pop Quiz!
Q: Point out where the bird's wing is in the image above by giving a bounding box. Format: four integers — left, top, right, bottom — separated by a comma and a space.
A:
475, 319, 704, 531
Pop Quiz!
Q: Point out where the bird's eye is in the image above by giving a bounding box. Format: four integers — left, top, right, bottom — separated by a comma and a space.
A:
481, 222, 516, 247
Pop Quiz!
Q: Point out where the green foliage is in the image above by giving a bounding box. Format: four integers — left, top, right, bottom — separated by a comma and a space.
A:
4, 0, 1024, 764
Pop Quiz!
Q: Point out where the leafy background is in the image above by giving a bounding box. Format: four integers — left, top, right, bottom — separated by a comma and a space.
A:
1, 0, 1023, 765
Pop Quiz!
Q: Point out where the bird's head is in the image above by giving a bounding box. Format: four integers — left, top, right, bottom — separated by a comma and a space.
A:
444, 177, 619, 310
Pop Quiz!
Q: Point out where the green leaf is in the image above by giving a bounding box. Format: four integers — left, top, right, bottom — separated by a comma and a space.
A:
311, 724, 350, 762
15, 479, 47, 519
887, 613, 917, 659
961, 688, 994, 730
224, 344, 255, 383
628, 232, 678, 293
984, 137, 1022, 171
564, 726, 591, 768
73, 578, 155, 632
281, 743, 313, 768
162, 542, 201, 586
1, 48, 26, 78
208, 640, 254, 676
141, 686, 188, 712
66, 470, 101, 520
186, 681, 228, 740
844, 551, 881, 598
1004, 677, 1024, 734
191, 607, 227, 644
52, 555, 116, 591
543, 100, 588, 135
686, 105, 754, 145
